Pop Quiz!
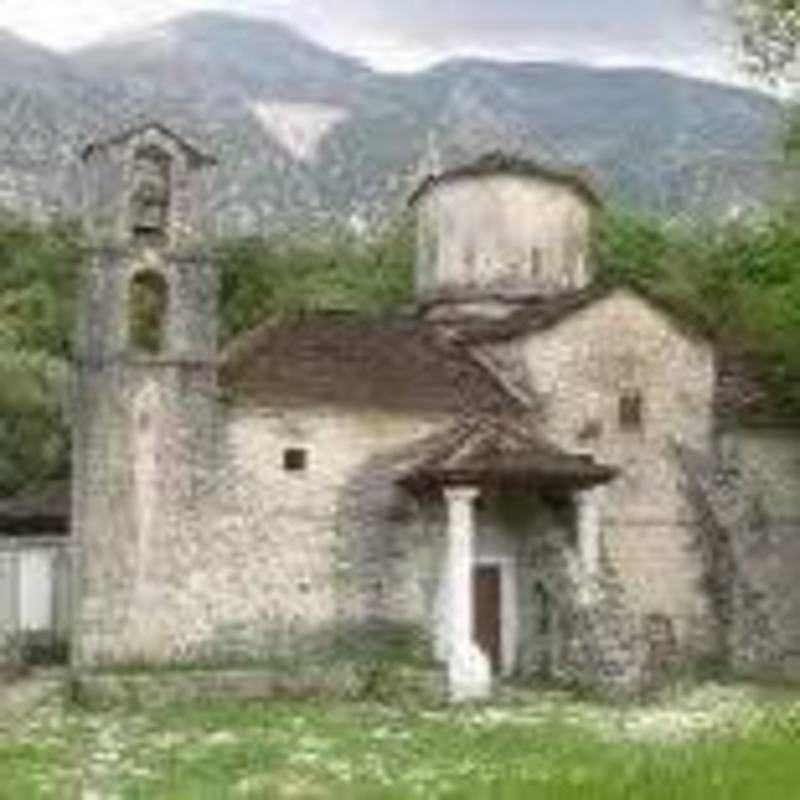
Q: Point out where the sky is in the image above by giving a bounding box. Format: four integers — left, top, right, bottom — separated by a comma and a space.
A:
0, 0, 748, 84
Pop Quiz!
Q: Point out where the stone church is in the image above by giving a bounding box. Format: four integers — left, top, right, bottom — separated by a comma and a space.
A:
68, 121, 800, 700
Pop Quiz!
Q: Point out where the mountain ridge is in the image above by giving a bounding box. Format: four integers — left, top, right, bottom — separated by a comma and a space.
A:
0, 12, 789, 230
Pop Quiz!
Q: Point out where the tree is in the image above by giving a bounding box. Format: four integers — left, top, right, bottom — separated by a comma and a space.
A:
0, 211, 81, 496
215, 211, 415, 343
732, 0, 800, 82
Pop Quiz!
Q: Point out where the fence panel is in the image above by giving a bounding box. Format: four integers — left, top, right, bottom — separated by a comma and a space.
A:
0, 540, 71, 663
0, 550, 17, 652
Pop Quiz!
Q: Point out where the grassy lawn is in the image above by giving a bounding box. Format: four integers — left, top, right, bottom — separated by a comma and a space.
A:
1, 680, 799, 799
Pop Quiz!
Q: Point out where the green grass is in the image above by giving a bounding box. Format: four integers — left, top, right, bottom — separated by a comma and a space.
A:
1, 680, 800, 799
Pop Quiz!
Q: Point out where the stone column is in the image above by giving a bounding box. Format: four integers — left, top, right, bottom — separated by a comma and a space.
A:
443, 485, 491, 701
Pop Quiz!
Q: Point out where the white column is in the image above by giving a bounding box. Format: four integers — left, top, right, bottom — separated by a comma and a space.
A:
19, 548, 54, 631
443, 485, 491, 701
577, 488, 601, 575
447, 486, 478, 655
575, 487, 603, 604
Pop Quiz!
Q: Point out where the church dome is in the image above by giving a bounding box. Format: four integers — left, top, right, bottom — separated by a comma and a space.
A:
410, 152, 601, 308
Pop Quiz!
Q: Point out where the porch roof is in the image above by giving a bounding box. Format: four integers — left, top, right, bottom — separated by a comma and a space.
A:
398, 413, 618, 494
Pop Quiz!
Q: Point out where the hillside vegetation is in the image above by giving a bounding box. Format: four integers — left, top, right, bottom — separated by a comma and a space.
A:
1, 206, 800, 496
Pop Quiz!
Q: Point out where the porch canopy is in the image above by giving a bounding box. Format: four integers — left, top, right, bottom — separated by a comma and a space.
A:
398, 413, 618, 495
399, 413, 617, 702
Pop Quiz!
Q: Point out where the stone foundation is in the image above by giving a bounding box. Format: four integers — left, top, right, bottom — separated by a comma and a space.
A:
71, 663, 447, 709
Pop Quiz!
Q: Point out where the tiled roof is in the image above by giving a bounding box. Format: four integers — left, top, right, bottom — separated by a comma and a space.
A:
81, 120, 217, 165
220, 293, 797, 425
398, 413, 619, 493
436, 283, 716, 345
220, 312, 523, 415
408, 150, 602, 207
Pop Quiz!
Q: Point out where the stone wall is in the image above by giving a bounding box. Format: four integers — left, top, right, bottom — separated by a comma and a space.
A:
75, 248, 217, 366
415, 174, 593, 301
106, 404, 450, 664
693, 426, 800, 672
73, 363, 218, 665
73, 244, 218, 666
73, 284, 723, 687
487, 289, 719, 664
73, 663, 447, 709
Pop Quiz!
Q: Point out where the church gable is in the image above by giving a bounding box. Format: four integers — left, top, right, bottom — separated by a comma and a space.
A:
80, 121, 216, 249
81, 121, 217, 167
511, 287, 715, 448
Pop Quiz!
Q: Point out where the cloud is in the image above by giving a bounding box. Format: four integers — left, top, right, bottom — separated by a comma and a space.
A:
307, 0, 748, 84
0, 0, 293, 49
313, 0, 700, 51
0, 0, 744, 84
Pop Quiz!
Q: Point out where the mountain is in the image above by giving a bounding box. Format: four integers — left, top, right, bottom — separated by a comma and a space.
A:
73, 14, 369, 103
0, 13, 789, 231
0, 30, 114, 217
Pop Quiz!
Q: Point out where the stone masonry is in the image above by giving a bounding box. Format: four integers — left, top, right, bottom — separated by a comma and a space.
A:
70, 123, 800, 698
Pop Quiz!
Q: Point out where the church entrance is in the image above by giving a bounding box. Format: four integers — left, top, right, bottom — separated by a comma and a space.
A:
473, 564, 502, 674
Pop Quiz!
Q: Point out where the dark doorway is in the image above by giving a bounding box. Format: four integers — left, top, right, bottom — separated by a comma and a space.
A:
473, 564, 502, 674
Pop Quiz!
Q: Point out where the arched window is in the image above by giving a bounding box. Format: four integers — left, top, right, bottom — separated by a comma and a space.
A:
129, 270, 168, 354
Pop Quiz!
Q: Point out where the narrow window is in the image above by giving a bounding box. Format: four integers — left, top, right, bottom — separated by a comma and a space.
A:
576, 249, 587, 283
530, 246, 542, 277
129, 270, 168, 354
533, 581, 550, 635
130, 145, 171, 239
619, 390, 643, 430
283, 448, 307, 472
463, 243, 476, 283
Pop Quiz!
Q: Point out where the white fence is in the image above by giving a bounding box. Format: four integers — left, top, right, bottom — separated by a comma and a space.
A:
0, 538, 71, 662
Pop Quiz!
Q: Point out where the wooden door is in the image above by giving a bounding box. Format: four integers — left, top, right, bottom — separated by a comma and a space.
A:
473, 564, 501, 674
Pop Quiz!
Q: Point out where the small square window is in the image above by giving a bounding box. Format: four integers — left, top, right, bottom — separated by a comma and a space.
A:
619, 391, 643, 430
283, 448, 307, 471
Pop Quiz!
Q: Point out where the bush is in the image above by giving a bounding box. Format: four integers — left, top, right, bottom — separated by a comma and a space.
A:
215, 212, 415, 343
0, 211, 81, 496
1, 628, 69, 668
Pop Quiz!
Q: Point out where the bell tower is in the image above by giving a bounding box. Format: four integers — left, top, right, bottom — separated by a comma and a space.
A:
72, 122, 218, 666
